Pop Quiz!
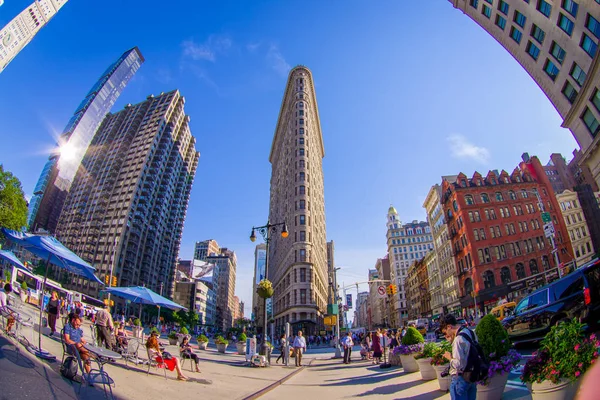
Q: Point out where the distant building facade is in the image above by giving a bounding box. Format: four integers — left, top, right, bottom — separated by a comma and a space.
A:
194, 239, 220, 262
207, 249, 237, 331
557, 189, 596, 265
252, 243, 267, 329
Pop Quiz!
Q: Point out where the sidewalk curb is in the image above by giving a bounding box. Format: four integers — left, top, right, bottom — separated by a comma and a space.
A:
241, 357, 317, 400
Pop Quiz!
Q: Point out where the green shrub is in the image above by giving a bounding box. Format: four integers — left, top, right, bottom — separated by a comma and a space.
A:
180, 327, 189, 335
238, 332, 247, 342
215, 335, 229, 345
150, 327, 160, 336
134, 318, 142, 327
401, 327, 425, 345
414, 342, 438, 360
475, 314, 511, 361
168, 332, 178, 340
430, 341, 452, 366
197, 334, 209, 343
21, 281, 27, 291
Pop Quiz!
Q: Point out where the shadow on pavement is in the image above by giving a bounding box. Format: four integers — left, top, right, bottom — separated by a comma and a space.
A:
355, 379, 426, 396
393, 389, 448, 399
323, 369, 401, 386
0, 339, 36, 369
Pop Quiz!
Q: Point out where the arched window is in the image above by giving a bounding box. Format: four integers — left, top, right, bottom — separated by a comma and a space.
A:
483, 270, 496, 288
299, 172, 305, 182
500, 267, 512, 284
464, 278, 473, 297
529, 259, 539, 275
453, 200, 458, 211
447, 210, 453, 220
521, 189, 529, 198
465, 195, 474, 205
541, 255, 550, 270
516, 263, 526, 280
508, 191, 517, 200
461, 180, 467, 187
481, 193, 490, 203
495, 192, 504, 201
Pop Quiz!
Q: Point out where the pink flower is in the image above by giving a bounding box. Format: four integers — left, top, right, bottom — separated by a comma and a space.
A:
591, 334, 596, 341
576, 371, 581, 377
574, 344, 581, 351
579, 363, 584, 368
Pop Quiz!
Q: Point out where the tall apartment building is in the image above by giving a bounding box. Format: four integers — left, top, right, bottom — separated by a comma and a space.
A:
545, 153, 579, 193
193, 239, 220, 261
367, 269, 383, 328
55, 90, 199, 299
441, 155, 574, 316
354, 291, 369, 329
448, 0, 600, 187
386, 205, 433, 324
207, 248, 237, 331
0, 0, 68, 73
29, 47, 144, 232
557, 189, 597, 265
268, 66, 328, 336
173, 277, 213, 327
251, 243, 267, 328
423, 184, 462, 316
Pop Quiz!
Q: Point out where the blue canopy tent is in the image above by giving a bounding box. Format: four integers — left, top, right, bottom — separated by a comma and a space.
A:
1, 228, 103, 359
0, 249, 27, 270
102, 286, 187, 325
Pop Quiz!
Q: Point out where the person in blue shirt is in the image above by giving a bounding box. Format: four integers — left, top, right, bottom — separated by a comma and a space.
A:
63, 314, 92, 374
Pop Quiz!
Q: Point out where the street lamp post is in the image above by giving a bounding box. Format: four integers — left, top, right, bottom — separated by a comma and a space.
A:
250, 220, 288, 359
329, 267, 342, 358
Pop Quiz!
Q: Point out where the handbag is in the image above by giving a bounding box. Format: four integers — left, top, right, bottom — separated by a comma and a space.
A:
162, 351, 173, 360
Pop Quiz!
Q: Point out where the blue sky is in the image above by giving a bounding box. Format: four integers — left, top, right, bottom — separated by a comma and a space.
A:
0, 0, 578, 317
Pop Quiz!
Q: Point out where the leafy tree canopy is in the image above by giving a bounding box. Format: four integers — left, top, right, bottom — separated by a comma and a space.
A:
0, 165, 28, 231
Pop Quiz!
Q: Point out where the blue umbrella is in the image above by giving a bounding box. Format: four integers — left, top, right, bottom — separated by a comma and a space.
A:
0, 249, 27, 270
1, 228, 103, 359
102, 286, 187, 324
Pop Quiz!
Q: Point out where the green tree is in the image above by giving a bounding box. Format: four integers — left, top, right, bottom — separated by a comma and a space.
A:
0, 165, 28, 230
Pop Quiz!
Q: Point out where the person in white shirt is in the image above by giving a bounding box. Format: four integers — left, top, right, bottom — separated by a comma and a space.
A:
342, 331, 354, 364
292, 331, 307, 367
0, 284, 15, 334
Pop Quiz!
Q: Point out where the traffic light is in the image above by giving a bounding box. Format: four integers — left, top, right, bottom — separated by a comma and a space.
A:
391, 284, 398, 295
111, 276, 117, 287
386, 285, 393, 295
105, 275, 110, 285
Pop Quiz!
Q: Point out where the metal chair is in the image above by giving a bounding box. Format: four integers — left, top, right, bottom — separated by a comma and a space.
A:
69, 343, 115, 399
123, 338, 142, 367
146, 347, 168, 380
179, 344, 195, 372
60, 327, 69, 364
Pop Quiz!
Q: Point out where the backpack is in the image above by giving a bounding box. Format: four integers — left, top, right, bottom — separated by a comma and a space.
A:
458, 329, 488, 383
60, 356, 78, 380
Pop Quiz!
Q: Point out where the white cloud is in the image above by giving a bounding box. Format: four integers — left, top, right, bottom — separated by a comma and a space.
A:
181, 35, 232, 62
447, 134, 490, 164
246, 42, 261, 52
267, 44, 290, 77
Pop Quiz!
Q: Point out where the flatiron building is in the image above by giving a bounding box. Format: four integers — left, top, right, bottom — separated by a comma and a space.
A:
268, 66, 328, 336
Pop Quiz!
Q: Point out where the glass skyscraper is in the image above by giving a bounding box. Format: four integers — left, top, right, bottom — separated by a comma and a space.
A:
28, 47, 144, 232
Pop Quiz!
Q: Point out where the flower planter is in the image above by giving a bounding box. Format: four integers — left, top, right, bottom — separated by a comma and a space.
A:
257, 287, 274, 299
132, 326, 143, 339
433, 365, 451, 392
168, 337, 178, 345
389, 353, 402, 366
530, 378, 580, 400
198, 342, 208, 350
236, 342, 247, 355
476, 373, 509, 400
399, 354, 419, 373
416, 357, 436, 380
217, 343, 227, 353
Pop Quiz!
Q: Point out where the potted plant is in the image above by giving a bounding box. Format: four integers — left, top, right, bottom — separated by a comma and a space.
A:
20, 281, 28, 302
215, 335, 229, 353
237, 332, 247, 355
430, 341, 452, 391
168, 332, 179, 345
414, 342, 438, 380
475, 314, 521, 399
257, 279, 274, 299
395, 327, 424, 373
197, 334, 209, 350
521, 319, 599, 399
132, 318, 143, 338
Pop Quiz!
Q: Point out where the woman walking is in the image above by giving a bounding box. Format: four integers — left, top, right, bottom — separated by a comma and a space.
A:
371, 328, 383, 364
275, 334, 287, 364
46, 291, 60, 336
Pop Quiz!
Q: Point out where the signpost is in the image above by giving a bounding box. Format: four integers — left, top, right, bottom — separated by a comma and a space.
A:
543, 222, 555, 238
377, 285, 386, 298
541, 212, 551, 224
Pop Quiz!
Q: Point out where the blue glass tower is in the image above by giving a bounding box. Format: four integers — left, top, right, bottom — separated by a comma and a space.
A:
28, 47, 144, 232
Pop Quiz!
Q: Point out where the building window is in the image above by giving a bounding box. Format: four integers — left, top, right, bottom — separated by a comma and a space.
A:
299, 215, 306, 225
298, 148, 305, 156
510, 26, 523, 43
470, 0, 479, 9
537, 0, 552, 18
526, 41, 541, 60
495, 192, 504, 201
582, 107, 600, 137
483, 270, 496, 288
508, 190, 517, 200
570, 62, 587, 87
299, 185, 305, 194
299, 128, 304, 135
592, 89, 600, 113
299, 231, 306, 241
544, 59, 560, 81
558, 14, 575, 36
562, 0, 578, 18
498, 0, 509, 15
561, 80, 578, 104
516, 263, 526, 280
529, 259, 539, 274
465, 195, 474, 205
531, 24, 545, 44
482, 4, 492, 18
299, 199, 305, 209
514, 10, 527, 28
501, 267, 512, 284
587, 14, 600, 40
581, 34, 598, 58
550, 41, 566, 64
496, 15, 507, 30
481, 193, 490, 203
299, 118, 304, 125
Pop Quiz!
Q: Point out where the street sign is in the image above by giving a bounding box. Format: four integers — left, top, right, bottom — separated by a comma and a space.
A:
346, 294, 352, 308
377, 285, 387, 298
543, 222, 555, 238
324, 315, 337, 326
541, 212, 552, 223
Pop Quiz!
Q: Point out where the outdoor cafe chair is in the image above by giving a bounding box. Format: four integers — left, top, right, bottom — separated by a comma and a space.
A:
123, 338, 142, 368
68, 343, 115, 399
146, 347, 168, 380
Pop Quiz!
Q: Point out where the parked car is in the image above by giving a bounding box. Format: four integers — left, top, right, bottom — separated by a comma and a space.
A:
502, 259, 600, 344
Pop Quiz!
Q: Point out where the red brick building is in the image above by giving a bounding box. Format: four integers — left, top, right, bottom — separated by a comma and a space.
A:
441, 156, 574, 316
